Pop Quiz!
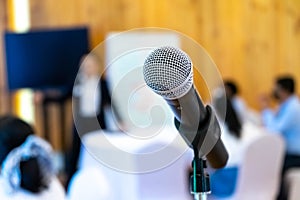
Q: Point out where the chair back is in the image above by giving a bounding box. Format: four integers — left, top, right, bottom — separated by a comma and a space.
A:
234, 134, 285, 200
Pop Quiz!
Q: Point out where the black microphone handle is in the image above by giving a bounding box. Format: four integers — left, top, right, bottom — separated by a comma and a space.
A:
206, 138, 228, 169
167, 87, 228, 169
166, 86, 207, 129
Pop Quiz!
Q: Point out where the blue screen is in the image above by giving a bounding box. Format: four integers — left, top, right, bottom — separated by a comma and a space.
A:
4, 27, 89, 91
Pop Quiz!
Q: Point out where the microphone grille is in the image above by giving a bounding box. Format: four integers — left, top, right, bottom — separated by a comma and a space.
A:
143, 46, 193, 100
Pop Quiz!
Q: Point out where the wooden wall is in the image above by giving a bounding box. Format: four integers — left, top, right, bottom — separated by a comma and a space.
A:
0, 0, 297, 150
27, 0, 300, 109
0, 0, 9, 115
0, 0, 296, 113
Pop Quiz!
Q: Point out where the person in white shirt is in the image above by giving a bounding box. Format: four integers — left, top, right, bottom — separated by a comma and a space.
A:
210, 92, 264, 198
0, 115, 65, 200
224, 81, 247, 122
210, 96, 243, 197
224, 80, 261, 125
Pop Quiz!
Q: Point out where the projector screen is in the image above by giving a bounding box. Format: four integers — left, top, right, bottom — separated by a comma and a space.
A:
4, 27, 89, 91
105, 30, 180, 130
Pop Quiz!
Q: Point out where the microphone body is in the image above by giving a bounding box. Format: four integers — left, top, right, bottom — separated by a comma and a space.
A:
165, 86, 206, 128
168, 86, 228, 169
143, 46, 228, 169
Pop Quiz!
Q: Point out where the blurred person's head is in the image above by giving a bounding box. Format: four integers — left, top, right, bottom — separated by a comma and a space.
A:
213, 97, 242, 139
80, 53, 101, 78
224, 80, 239, 99
0, 115, 54, 194
273, 76, 295, 103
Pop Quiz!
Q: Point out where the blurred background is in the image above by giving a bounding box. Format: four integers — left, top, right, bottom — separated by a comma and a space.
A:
1, 0, 300, 123
0, 0, 300, 199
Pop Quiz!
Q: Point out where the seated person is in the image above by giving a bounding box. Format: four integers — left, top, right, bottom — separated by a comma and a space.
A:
224, 80, 261, 125
211, 89, 267, 198
210, 97, 243, 197
259, 75, 300, 200
0, 115, 65, 200
224, 80, 247, 122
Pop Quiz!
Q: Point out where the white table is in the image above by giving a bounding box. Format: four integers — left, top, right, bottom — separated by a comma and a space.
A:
78, 126, 194, 200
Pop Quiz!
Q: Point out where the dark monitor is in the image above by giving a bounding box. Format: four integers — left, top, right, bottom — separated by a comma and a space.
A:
4, 27, 89, 91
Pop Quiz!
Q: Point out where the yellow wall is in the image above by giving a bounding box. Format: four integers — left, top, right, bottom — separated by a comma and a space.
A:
15, 0, 300, 109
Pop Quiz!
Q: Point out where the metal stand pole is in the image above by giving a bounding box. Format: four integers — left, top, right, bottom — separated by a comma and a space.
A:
190, 149, 211, 200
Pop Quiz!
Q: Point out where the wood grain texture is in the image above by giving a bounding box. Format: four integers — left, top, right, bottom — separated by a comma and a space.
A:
0, 0, 297, 150
28, 0, 300, 109
0, 0, 9, 115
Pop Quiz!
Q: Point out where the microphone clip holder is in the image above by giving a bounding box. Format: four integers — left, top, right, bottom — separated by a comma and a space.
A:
190, 154, 211, 200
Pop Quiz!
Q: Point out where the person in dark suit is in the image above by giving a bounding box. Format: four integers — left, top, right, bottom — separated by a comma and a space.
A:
65, 53, 121, 189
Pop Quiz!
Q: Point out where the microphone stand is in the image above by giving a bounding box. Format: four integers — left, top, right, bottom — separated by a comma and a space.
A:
190, 148, 211, 200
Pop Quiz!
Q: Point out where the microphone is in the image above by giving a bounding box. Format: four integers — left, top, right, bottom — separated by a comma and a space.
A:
143, 46, 228, 169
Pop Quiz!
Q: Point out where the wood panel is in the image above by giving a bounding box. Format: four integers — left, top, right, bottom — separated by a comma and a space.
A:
28, 0, 300, 110
0, 0, 9, 115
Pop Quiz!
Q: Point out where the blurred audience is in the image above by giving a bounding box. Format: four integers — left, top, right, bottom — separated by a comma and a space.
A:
259, 75, 300, 200
0, 115, 65, 200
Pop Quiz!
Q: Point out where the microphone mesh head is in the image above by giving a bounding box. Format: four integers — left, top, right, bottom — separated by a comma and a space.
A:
143, 46, 193, 100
